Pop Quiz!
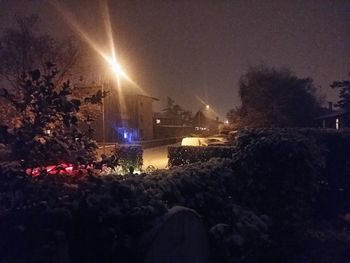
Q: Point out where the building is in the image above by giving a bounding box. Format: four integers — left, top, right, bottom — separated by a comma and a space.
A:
314, 109, 350, 130
153, 112, 194, 139
73, 85, 158, 143
193, 108, 222, 134
125, 94, 159, 141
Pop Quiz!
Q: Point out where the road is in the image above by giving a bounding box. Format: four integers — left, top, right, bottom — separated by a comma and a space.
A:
143, 143, 179, 170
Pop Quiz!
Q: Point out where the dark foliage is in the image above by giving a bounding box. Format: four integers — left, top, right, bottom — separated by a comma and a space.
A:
230, 128, 350, 261
161, 97, 193, 125
168, 128, 350, 261
149, 159, 270, 263
331, 73, 350, 109
228, 129, 322, 259
227, 65, 322, 128
0, 173, 167, 263
114, 145, 143, 173
298, 129, 350, 218
0, 161, 269, 263
1, 129, 350, 262
0, 65, 97, 168
0, 15, 80, 87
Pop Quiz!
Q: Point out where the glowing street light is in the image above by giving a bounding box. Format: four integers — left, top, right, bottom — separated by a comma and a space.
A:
110, 60, 123, 77
105, 56, 126, 80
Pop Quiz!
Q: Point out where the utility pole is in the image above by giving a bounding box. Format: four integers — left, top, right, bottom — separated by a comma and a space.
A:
101, 78, 106, 155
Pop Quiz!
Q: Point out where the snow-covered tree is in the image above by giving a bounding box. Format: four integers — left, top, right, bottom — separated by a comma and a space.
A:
0, 65, 98, 167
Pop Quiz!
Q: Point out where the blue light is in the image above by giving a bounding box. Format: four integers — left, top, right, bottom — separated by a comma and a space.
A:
115, 127, 139, 143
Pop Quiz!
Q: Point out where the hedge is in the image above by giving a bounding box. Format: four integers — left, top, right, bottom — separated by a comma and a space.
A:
113, 144, 143, 173
1, 128, 350, 262
168, 146, 235, 167
229, 128, 350, 260
166, 128, 350, 261
0, 161, 269, 263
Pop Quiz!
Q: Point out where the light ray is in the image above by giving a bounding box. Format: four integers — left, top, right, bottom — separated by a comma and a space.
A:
195, 95, 224, 120
195, 95, 209, 107
51, 1, 138, 87
99, 0, 128, 127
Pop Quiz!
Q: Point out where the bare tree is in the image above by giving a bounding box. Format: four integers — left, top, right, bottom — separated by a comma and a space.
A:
0, 15, 81, 126
0, 15, 80, 87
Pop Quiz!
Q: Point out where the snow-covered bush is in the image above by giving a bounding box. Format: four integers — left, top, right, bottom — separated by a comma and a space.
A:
209, 207, 269, 263
2, 128, 350, 262
0, 158, 270, 263
114, 144, 143, 173
168, 146, 235, 167
231, 128, 350, 219
230, 129, 323, 241
0, 66, 98, 168
298, 129, 350, 218
143, 159, 271, 262
0, 173, 167, 263
228, 128, 350, 260
0, 144, 11, 162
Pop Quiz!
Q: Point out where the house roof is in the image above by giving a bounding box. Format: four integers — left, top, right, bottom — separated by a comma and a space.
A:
154, 111, 182, 120
135, 94, 160, 101
74, 85, 159, 101
314, 109, 350, 120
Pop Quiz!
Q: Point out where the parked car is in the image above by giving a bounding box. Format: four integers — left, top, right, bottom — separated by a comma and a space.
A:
181, 137, 208, 146
181, 136, 229, 146
205, 136, 229, 146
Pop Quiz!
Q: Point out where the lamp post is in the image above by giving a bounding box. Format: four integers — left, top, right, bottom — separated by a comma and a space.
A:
101, 80, 106, 154
101, 56, 127, 148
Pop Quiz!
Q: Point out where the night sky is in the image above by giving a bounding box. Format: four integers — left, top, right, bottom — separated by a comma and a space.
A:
1, 0, 350, 118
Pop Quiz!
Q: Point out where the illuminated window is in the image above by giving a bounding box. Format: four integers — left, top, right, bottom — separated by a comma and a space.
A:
336, 118, 339, 130
156, 119, 161, 124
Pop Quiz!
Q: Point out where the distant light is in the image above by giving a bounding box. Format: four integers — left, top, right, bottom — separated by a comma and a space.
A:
124, 132, 128, 139
206, 105, 210, 109
156, 119, 161, 124
336, 118, 339, 130
224, 120, 229, 124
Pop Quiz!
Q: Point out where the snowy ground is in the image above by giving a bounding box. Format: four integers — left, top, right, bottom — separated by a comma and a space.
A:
142, 143, 180, 170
